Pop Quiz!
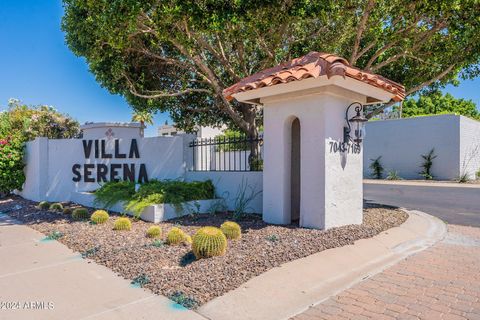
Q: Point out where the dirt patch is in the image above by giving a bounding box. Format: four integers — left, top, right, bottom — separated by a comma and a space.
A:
0, 196, 408, 308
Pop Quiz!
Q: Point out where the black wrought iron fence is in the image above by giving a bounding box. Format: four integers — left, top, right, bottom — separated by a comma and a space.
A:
189, 134, 263, 171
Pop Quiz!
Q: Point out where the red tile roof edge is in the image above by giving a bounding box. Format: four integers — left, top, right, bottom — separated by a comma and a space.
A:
223, 52, 405, 103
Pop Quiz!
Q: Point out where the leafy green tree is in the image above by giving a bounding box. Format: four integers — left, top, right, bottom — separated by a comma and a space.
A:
397, 91, 479, 120
62, 0, 480, 136
0, 99, 80, 195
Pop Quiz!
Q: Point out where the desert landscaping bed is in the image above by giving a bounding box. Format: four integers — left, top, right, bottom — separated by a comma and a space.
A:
0, 196, 408, 308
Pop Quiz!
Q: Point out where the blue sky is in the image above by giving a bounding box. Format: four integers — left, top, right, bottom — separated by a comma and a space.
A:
0, 1, 479, 137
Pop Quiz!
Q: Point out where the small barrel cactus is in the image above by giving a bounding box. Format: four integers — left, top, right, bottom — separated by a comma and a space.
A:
146, 226, 162, 238
113, 217, 132, 231
63, 207, 72, 214
192, 227, 227, 259
166, 227, 186, 245
220, 221, 242, 240
72, 208, 90, 220
91, 210, 109, 224
38, 201, 50, 210
49, 203, 63, 212
184, 235, 192, 244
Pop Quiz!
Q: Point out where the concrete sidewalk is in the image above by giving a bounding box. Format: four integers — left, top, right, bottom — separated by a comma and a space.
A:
294, 224, 480, 320
198, 210, 446, 320
0, 213, 206, 320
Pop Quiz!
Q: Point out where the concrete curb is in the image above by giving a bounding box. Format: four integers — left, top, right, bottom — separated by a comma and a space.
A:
198, 210, 447, 320
364, 179, 480, 189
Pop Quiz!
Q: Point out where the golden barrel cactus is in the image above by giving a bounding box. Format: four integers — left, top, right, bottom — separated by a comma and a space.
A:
113, 217, 132, 231
72, 208, 90, 220
220, 221, 242, 240
192, 227, 227, 259
49, 203, 63, 212
146, 226, 162, 238
90, 210, 109, 224
166, 227, 186, 245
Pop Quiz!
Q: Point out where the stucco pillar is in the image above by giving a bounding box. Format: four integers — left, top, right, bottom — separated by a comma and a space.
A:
262, 105, 291, 225
223, 52, 405, 229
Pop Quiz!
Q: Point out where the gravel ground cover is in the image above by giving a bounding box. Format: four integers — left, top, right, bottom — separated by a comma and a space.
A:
0, 196, 408, 308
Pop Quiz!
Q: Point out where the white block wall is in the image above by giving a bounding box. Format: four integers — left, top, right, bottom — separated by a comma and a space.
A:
363, 115, 480, 180
460, 116, 480, 179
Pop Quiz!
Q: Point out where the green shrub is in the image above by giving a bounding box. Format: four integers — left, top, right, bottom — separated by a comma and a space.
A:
95, 179, 216, 218
369, 156, 384, 179
63, 207, 72, 214
90, 210, 109, 224
0, 137, 25, 194
146, 226, 162, 238
94, 181, 136, 208
125, 193, 164, 217
220, 221, 242, 240
113, 217, 132, 231
38, 201, 50, 210
0, 100, 80, 194
49, 203, 64, 211
476, 169, 480, 180
192, 227, 227, 259
386, 170, 402, 180
166, 227, 186, 245
233, 178, 261, 219
419, 148, 437, 180
72, 208, 90, 220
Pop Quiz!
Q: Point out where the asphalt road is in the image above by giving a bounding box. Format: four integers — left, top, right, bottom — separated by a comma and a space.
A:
364, 183, 480, 227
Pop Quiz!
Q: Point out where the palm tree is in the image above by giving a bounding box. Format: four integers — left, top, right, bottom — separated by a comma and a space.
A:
131, 110, 154, 137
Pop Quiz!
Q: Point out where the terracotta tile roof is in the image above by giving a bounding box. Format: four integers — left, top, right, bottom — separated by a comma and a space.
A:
223, 52, 405, 102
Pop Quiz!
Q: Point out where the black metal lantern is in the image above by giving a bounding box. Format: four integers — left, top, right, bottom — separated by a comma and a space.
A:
344, 102, 367, 145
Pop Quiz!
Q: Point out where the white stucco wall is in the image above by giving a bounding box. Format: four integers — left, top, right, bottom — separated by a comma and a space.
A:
459, 116, 480, 179
262, 86, 365, 229
363, 115, 480, 180
21, 136, 186, 202
81, 122, 142, 139
20, 129, 265, 214
185, 171, 263, 213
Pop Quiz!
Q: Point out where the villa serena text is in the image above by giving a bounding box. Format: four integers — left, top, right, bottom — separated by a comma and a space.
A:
72, 139, 148, 183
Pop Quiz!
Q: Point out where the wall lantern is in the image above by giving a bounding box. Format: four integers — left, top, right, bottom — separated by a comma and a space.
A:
344, 102, 368, 145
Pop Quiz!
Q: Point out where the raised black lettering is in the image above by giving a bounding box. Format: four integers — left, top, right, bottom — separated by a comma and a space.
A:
97, 164, 108, 182
129, 139, 140, 158
82, 140, 93, 158
72, 164, 81, 182
115, 139, 126, 158
138, 163, 148, 183
84, 164, 95, 183
94, 140, 99, 158
123, 164, 135, 182
110, 164, 122, 182
101, 140, 112, 158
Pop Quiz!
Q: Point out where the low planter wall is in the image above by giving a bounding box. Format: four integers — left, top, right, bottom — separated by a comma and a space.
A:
71, 191, 218, 223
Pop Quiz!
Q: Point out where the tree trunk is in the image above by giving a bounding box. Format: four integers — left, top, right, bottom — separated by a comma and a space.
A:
238, 103, 261, 171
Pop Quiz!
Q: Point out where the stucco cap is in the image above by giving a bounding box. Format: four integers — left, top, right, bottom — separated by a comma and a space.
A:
223, 52, 405, 103
80, 122, 142, 130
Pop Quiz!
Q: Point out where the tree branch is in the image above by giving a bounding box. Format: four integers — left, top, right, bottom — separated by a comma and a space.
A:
169, 37, 251, 133
350, 0, 376, 65
406, 64, 456, 95
366, 63, 456, 119
123, 72, 210, 99
369, 21, 447, 72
